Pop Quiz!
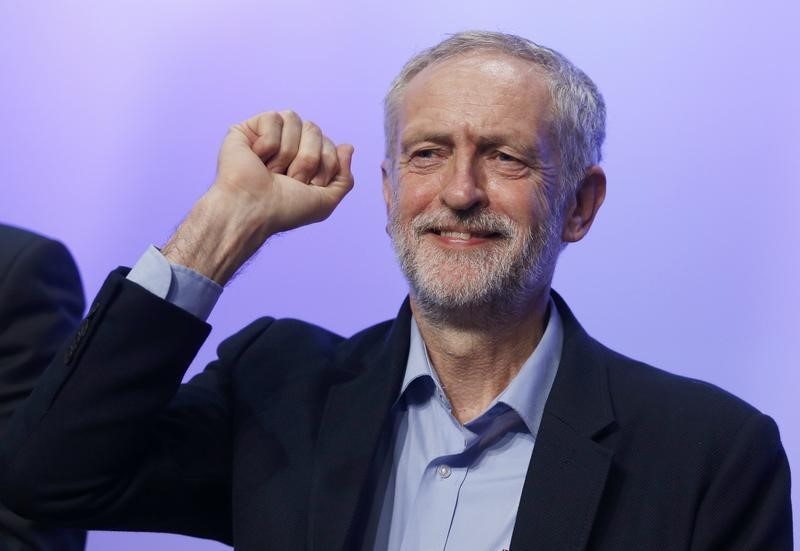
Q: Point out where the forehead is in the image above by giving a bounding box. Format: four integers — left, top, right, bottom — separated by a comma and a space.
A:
398, 51, 554, 145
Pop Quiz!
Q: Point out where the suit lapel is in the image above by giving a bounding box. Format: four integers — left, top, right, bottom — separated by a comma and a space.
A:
510, 292, 615, 551
308, 293, 615, 551
308, 301, 412, 551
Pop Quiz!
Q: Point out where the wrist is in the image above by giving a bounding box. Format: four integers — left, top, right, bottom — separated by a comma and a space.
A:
162, 187, 274, 285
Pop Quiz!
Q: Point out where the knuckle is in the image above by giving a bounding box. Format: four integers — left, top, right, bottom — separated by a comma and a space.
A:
321, 147, 338, 164
302, 120, 320, 133
258, 135, 280, 154
322, 139, 337, 155
269, 151, 292, 170
228, 123, 246, 137
280, 109, 301, 123
261, 130, 280, 146
261, 111, 281, 125
293, 154, 319, 173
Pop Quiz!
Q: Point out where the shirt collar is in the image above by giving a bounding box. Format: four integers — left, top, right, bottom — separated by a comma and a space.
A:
399, 317, 436, 397
492, 301, 563, 435
398, 299, 563, 436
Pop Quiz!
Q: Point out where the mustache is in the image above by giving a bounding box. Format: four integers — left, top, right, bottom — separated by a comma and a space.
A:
409, 209, 516, 238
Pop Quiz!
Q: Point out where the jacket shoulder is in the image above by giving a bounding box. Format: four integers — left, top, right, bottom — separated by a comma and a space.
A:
592, 344, 777, 479
600, 344, 760, 425
220, 315, 396, 383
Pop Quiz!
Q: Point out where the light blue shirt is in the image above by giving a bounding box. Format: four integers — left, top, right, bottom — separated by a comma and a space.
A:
373, 305, 562, 551
127, 245, 221, 320
127, 247, 563, 551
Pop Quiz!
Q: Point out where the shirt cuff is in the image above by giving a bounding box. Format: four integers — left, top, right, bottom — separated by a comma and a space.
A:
126, 245, 222, 321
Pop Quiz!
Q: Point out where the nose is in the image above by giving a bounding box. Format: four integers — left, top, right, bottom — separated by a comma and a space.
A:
439, 154, 487, 211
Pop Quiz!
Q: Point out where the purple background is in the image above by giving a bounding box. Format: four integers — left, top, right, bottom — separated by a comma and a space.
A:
1, 1, 797, 548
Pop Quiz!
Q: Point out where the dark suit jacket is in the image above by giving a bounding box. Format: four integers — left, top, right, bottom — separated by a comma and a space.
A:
0, 224, 87, 550
0, 270, 792, 550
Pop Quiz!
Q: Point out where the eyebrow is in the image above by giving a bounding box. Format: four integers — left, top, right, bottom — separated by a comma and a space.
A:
476, 135, 543, 162
400, 132, 453, 153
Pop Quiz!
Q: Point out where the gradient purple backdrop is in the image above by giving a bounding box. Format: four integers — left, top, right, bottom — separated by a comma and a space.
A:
1, 1, 797, 548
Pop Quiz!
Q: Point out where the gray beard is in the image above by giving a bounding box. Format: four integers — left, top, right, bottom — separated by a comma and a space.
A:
388, 205, 563, 325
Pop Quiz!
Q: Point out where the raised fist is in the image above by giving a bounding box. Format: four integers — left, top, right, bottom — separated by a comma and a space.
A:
215, 110, 354, 235
163, 111, 354, 285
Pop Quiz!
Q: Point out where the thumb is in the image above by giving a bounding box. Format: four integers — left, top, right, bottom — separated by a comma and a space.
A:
324, 144, 355, 201
335, 144, 354, 183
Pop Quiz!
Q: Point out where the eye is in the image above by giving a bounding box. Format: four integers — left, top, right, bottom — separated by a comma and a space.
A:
487, 150, 532, 177
490, 150, 528, 168
406, 147, 447, 170
496, 151, 521, 163
413, 148, 439, 159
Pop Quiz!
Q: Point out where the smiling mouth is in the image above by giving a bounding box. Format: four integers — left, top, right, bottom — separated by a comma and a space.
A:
428, 228, 504, 241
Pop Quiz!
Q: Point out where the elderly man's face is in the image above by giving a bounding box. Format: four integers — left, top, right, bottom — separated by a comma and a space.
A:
383, 52, 565, 311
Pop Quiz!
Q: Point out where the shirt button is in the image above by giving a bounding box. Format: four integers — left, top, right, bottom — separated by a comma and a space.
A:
436, 464, 452, 479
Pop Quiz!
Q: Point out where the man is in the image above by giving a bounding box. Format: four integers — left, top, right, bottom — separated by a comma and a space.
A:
0, 224, 87, 550
0, 32, 792, 550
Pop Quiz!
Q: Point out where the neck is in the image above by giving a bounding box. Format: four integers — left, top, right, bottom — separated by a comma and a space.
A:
411, 286, 551, 424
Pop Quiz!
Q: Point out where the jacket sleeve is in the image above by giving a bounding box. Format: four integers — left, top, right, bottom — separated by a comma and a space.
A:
0, 234, 84, 426
0, 231, 88, 550
689, 412, 793, 550
0, 270, 269, 545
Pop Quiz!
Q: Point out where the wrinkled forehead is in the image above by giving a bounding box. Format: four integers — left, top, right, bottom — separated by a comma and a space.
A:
397, 52, 556, 148
415, 50, 550, 85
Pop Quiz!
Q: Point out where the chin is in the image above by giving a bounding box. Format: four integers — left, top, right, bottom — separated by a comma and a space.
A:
407, 259, 523, 311
390, 213, 560, 314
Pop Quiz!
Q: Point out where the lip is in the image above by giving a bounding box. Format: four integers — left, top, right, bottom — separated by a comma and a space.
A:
425, 228, 502, 247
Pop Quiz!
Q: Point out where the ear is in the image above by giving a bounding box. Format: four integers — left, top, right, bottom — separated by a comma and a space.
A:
381, 159, 394, 216
561, 165, 606, 243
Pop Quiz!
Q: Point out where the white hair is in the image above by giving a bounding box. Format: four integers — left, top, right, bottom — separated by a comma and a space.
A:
384, 30, 606, 206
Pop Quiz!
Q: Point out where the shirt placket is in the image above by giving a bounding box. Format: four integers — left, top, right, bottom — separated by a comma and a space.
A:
402, 391, 476, 551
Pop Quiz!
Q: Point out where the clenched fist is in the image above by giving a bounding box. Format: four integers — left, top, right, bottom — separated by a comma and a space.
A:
163, 111, 354, 285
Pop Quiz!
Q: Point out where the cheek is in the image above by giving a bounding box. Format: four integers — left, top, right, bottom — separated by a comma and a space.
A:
394, 174, 444, 217
530, 185, 555, 221
486, 178, 551, 218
